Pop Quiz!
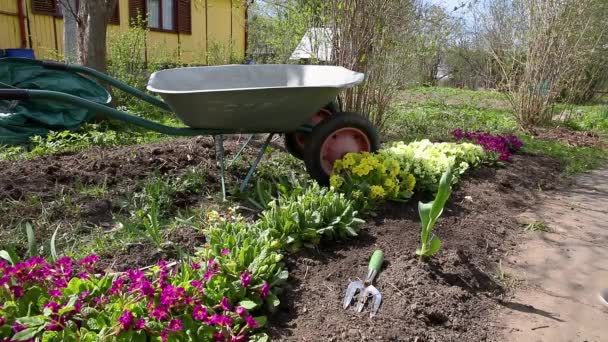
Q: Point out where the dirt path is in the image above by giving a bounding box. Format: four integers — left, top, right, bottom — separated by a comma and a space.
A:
500, 168, 608, 341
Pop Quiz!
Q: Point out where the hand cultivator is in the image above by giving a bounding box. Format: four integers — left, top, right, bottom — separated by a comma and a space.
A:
0, 59, 380, 199
343, 250, 384, 318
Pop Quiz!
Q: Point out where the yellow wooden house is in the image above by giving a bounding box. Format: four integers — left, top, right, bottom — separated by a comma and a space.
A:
0, 0, 247, 63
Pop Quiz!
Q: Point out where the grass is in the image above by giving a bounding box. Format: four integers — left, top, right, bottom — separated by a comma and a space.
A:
390, 87, 608, 175
524, 220, 550, 233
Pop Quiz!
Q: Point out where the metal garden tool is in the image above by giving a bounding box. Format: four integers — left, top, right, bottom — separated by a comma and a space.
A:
343, 250, 384, 318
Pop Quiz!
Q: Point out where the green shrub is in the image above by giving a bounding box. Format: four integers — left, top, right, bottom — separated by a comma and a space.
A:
257, 183, 364, 251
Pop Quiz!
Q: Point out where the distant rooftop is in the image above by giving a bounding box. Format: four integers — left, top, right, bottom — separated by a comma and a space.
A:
290, 28, 333, 62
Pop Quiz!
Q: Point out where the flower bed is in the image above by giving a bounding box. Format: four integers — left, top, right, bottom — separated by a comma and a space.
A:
452, 129, 523, 161
0, 184, 364, 342
0, 138, 521, 341
331, 140, 488, 197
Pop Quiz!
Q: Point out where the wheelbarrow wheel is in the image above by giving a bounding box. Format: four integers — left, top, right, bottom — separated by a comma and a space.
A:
304, 112, 380, 185
284, 104, 336, 160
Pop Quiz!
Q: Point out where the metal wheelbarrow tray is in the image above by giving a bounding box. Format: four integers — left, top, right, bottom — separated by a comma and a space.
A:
0, 59, 380, 198
147, 64, 364, 132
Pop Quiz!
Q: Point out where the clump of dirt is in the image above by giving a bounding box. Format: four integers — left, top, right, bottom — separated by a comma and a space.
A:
532, 127, 605, 148
267, 153, 562, 341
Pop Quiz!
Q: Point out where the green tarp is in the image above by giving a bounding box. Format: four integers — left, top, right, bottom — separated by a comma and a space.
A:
0, 58, 110, 145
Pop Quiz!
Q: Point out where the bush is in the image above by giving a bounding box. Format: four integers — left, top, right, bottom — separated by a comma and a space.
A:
257, 183, 364, 251
330, 152, 416, 210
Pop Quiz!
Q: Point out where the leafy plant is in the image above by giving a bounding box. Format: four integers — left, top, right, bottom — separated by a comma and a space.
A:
330, 151, 416, 210
416, 167, 454, 258
257, 183, 364, 251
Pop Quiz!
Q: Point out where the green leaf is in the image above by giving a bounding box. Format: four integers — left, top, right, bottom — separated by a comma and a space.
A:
12, 327, 39, 341
50, 226, 60, 262
265, 293, 281, 312
427, 235, 442, 256
254, 316, 267, 328
25, 222, 36, 257
16, 316, 45, 327
249, 333, 270, 342
0, 250, 13, 265
238, 300, 257, 310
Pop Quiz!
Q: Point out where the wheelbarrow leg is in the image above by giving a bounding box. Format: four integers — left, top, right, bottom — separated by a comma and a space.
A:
229, 134, 255, 167
214, 135, 227, 202
240, 133, 274, 193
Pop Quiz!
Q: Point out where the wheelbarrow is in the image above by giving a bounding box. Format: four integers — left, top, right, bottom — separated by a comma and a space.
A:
0, 59, 380, 199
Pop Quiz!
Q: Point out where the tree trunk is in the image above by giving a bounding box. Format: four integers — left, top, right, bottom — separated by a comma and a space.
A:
60, 0, 78, 63
76, 0, 118, 73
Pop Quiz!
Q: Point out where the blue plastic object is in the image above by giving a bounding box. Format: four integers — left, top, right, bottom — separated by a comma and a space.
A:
2, 49, 35, 59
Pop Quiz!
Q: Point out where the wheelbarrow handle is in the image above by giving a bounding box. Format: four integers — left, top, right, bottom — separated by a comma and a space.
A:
0, 89, 29, 101
42, 60, 69, 71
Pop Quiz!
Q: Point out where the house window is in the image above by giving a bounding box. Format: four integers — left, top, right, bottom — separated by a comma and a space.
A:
146, 0, 173, 30
31, 0, 120, 25
31, 0, 61, 16
130, 0, 190, 34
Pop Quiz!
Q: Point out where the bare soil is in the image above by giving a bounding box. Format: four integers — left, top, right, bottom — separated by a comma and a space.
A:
267, 154, 563, 341
533, 127, 606, 148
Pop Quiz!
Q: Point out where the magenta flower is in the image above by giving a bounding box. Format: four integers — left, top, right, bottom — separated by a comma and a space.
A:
135, 319, 146, 330
192, 305, 209, 321
213, 332, 225, 341
12, 322, 26, 333
44, 302, 60, 313
260, 283, 270, 299
168, 319, 183, 331
244, 315, 259, 328
240, 272, 252, 287
77, 255, 99, 267
150, 305, 169, 321
191, 262, 201, 270
49, 289, 62, 297
161, 330, 169, 342
118, 310, 135, 331
232, 336, 246, 342
46, 320, 63, 331
203, 269, 217, 281
11, 285, 24, 298
235, 306, 247, 317
220, 297, 231, 311
221, 248, 230, 255
190, 280, 203, 288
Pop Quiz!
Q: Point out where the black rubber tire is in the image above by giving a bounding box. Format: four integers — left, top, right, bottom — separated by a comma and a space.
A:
303, 112, 380, 185
284, 102, 338, 160
284, 133, 306, 159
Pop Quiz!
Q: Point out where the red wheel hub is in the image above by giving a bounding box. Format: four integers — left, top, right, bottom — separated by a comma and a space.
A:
320, 127, 371, 175
294, 109, 332, 148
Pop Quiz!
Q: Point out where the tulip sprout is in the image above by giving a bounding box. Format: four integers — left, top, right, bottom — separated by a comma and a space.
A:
416, 166, 454, 258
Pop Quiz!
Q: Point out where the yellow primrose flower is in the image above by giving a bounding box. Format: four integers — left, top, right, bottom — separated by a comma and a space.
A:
342, 153, 357, 168
330, 175, 344, 189
384, 178, 395, 189
405, 173, 416, 192
370, 185, 385, 199
352, 163, 373, 177
333, 159, 344, 173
